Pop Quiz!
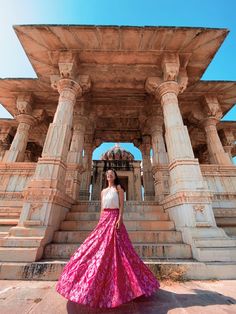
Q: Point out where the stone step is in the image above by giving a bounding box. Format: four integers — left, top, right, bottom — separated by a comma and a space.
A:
1, 259, 236, 280
60, 220, 175, 231
0, 247, 41, 262
66, 211, 169, 221
71, 202, 164, 213
0, 226, 13, 232
0, 236, 45, 247
0, 219, 19, 225
193, 237, 236, 248
43, 243, 192, 259
0, 213, 20, 219
0, 219, 18, 233
195, 247, 236, 262
0, 232, 8, 238
53, 230, 183, 243
0, 208, 22, 214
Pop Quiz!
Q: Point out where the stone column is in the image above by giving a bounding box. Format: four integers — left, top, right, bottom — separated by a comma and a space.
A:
145, 53, 216, 228
203, 118, 232, 165
200, 96, 232, 165
150, 114, 168, 165
80, 142, 93, 200
150, 116, 170, 202
221, 128, 235, 161
66, 112, 87, 200
0, 127, 12, 161
3, 95, 36, 162
133, 162, 142, 201
91, 161, 104, 200
6, 53, 91, 262
139, 136, 155, 201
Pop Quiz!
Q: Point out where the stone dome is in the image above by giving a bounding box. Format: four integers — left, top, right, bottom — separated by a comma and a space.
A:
100, 143, 134, 161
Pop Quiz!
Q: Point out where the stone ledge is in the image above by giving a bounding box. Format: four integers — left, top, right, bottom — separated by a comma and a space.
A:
1, 259, 236, 280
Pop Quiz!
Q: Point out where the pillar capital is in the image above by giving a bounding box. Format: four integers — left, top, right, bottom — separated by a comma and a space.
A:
16, 93, 33, 114
50, 76, 91, 98
55, 78, 83, 98
146, 53, 188, 97
16, 113, 37, 127
145, 78, 180, 100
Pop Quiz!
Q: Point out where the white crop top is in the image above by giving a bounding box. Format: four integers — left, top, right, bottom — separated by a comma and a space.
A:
102, 186, 119, 209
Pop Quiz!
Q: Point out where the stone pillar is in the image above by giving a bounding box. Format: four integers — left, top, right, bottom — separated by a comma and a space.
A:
3, 95, 36, 162
66, 112, 87, 200
145, 53, 216, 228
150, 116, 170, 202
198, 96, 232, 165
6, 53, 91, 261
80, 142, 93, 200
221, 128, 235, 161
150, 115, 168, 165
203, 118, 232, 165
91, 161, 104, 200
133, 162, 142, 201
139, 136, 155, 201
0, 127, 12, 161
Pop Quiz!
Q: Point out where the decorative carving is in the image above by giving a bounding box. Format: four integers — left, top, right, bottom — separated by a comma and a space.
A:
161, 53, 180, 81
58, 51, 78, 79
193, 205, 205, 213
28, 203, 43, 221
202, 95, 222, 120
16, 94, 33, 114
145, 77, 162, 95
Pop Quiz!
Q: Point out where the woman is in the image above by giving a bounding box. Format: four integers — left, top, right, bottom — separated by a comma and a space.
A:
56, 168, 160, 309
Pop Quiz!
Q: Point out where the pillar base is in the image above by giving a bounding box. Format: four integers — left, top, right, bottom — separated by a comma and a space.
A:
1, 187, 74, 262
168, 158, 208, 194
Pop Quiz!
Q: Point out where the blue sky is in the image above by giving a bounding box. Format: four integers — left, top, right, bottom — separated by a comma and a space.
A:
0, 0, 235, 161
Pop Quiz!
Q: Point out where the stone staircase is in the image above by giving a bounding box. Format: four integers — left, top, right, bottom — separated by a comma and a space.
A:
0, 207, 21, 238
1, 201, 236, 280
43, 201, 192, 260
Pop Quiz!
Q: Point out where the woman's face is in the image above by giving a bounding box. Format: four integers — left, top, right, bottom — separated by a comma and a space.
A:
106, 170, 115, 182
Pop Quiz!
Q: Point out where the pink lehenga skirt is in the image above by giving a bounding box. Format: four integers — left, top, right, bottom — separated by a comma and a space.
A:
55, 207, 160, 309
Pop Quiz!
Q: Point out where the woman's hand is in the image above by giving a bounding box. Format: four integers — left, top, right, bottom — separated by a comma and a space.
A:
116, 216, 123, 229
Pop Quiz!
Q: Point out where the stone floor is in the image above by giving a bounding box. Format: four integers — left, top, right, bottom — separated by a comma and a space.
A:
0, 280, 236, 314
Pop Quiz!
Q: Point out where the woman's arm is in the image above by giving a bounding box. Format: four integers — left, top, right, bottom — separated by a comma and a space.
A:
116, 185, 124, 229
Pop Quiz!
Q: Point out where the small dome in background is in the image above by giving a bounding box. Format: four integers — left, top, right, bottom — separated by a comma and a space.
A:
100, 143, 134, 161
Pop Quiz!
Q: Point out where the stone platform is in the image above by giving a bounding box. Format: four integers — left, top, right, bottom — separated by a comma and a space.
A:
0, 279, 236, 314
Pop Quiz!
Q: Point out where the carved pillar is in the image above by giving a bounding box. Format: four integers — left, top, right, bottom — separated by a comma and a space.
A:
80, 142, 93, 200
66, 112, 87, 200
200, 96, 232, 165
139, 136, 155, 201
91, 161, 104, 200
133, 162, 142, 201
3, 95, 36, 162
203, 118, 232, 165
145, 53, 216, 228
221, 128, 235, 160
150, 115, 168, 165
150, 115, 169, 202
0, 127, 12, 161
7, 53, 91, 262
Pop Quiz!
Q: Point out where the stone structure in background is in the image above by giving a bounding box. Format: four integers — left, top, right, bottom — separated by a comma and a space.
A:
0, 25, 236, 280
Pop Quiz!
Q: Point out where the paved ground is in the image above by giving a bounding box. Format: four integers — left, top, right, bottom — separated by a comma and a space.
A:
0, 280, 236, 314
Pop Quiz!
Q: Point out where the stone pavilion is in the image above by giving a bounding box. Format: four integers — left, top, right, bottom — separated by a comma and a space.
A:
0, 25, 236, 280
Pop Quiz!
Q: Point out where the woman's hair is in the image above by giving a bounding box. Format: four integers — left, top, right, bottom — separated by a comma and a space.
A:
104, 168, 125, 191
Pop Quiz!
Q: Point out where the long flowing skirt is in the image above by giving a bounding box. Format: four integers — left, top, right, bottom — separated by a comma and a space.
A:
56, 207, 160, 309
